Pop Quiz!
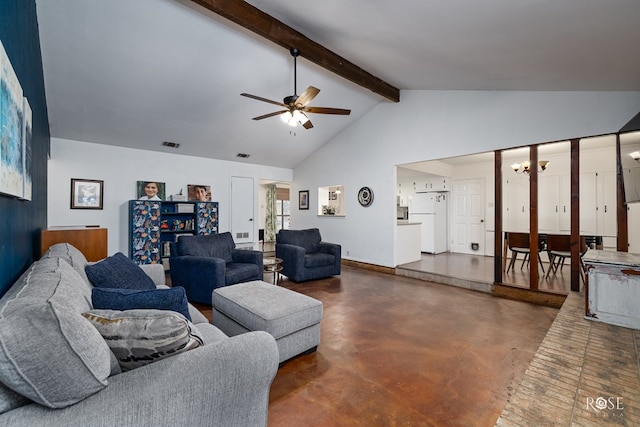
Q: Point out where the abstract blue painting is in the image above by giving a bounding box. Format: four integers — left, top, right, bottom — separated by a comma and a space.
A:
22, 97, 32, 200
0, 40, 25, 199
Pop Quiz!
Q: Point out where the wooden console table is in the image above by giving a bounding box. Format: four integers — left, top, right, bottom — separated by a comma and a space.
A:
41, 226, 108, 262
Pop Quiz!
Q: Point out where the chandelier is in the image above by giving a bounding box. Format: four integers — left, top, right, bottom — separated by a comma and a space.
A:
511, 160, 549, 175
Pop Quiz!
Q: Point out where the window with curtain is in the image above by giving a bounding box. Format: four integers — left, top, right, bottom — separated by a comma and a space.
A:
276, 199, 290, 231
276, 187, 290, 231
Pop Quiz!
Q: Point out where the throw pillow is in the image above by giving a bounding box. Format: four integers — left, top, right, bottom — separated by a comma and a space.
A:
92, 287, 191, 321
82, 309, 204, 371
85, 252, 156, 290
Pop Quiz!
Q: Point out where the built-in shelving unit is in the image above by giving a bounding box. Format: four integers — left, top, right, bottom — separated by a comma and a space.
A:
129, 200, 218, 264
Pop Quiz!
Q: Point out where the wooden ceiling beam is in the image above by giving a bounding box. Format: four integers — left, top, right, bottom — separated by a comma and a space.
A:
188, 0, 400, 102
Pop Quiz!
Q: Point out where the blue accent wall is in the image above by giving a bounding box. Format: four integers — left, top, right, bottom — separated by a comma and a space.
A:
0, 0, 50, 297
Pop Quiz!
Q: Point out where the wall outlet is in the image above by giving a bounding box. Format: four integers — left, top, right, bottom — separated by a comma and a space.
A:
346, 250, 350, 256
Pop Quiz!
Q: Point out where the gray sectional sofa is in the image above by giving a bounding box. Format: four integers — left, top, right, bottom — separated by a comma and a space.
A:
0, 243, 278, 427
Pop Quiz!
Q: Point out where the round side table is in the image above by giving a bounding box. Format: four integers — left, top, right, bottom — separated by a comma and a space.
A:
263, 257, 283, 285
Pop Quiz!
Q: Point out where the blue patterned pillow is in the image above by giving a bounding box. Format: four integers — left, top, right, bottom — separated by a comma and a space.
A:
85, 252, 156, 290
92, 287, 191, 321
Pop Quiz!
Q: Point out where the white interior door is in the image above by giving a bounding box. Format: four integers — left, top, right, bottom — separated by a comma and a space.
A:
450, 179, 485, 254
231, 176, 254, 244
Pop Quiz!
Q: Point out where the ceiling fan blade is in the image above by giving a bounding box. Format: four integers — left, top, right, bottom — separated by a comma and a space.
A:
252, 110, 289, 121
241, 93, 287, 108
302, 119, 314, 129
294, 86, 320, 107
303, 106, 351, 115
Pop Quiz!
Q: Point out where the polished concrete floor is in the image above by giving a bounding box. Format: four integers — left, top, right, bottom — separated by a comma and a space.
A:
398, 252, 576, 295
270, 267, 558, 426
197, 265, 558, 426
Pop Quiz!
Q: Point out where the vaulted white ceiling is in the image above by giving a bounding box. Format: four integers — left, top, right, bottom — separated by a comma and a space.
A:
36, 0, 640, 168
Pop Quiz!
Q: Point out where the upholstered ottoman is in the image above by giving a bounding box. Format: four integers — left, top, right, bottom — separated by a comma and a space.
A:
212, 280, 323, 363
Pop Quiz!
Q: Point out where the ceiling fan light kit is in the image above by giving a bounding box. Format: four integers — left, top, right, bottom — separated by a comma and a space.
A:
241, 48, 350, 129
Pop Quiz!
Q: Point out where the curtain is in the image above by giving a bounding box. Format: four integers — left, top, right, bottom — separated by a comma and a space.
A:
265, 184, 277, 242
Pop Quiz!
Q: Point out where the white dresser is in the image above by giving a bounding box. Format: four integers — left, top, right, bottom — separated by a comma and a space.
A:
583, 250, 640, 330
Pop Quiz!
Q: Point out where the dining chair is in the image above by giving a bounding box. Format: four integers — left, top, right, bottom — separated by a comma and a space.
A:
545, 234, 588, 280
506, 232, 545, 273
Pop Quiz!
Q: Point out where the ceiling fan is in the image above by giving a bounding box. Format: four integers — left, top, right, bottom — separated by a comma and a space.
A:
241, 48, 351, 129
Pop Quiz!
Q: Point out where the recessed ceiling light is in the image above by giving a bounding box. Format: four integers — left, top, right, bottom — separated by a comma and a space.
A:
236, 153, 250, 158
162, 141, 180, 148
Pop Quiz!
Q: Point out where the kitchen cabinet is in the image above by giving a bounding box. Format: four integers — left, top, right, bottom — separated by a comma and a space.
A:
574, 172, 616, 239
504, 176, 529, 232
539, 175, 560, 233
629, 204, 640, 254
544, 171, 616, 239
426, 177, 449, 191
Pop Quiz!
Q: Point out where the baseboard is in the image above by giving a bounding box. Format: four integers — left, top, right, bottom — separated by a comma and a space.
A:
341, 259, 395, 275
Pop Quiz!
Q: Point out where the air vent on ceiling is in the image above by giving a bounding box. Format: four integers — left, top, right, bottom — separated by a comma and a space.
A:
162, 141, 180, 148
236, 153, 250, 158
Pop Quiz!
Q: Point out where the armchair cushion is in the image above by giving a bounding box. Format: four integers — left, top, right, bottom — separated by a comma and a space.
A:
91, 287, 191, 321
305, 252, 335, 268
176, 233, 235, 263
85, 252, 156, 291
277, 228, 321, 253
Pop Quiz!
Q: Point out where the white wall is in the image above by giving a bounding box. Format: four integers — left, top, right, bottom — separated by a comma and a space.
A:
292, 90, 640, 267
48, 138, 292, 255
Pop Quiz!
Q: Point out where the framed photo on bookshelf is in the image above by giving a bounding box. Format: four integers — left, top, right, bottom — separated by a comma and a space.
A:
136, 180, 166, 201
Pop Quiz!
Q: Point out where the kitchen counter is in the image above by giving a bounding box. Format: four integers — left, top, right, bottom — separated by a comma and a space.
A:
397, 220, 421, 226
396, 221, 421, 265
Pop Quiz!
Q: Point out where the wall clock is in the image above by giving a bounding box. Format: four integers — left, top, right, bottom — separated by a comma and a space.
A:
358, 187, 374, 207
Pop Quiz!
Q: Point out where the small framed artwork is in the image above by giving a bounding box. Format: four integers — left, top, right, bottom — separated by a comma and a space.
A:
299, 190, 309, 210
71, 178, 104, 209
188, 184, 211, 202
136, 180, 166, 201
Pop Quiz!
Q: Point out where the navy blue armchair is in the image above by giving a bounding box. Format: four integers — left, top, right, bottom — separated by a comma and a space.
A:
276, 228, 341, 282
169, 233, 263, 304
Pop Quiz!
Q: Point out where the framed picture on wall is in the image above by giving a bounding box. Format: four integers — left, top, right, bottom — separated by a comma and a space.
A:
299, 190, 309, 210
70, 178, 103, 209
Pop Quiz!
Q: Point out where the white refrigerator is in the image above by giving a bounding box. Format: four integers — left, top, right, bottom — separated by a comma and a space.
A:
409, 192, 448, 254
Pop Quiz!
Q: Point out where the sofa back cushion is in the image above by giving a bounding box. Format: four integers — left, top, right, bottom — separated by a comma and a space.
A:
176, 232, 235, 263
41, 242, 91, 285
0, 258, 112, 408
277, 228, 322, 253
